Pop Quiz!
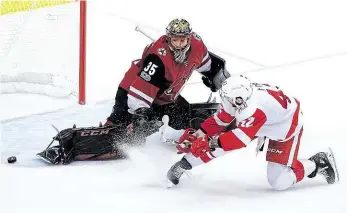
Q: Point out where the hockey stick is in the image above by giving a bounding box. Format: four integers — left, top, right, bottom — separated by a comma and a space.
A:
159, 115, 169, 143
158, 115, 181, 145
135, 26, 155, 41
255, 137, 266, 156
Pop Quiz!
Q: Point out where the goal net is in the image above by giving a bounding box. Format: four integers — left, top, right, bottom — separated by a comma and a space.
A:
0, 0, 86, 104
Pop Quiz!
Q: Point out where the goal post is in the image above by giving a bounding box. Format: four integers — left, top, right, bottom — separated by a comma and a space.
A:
0, 0, 87, 105
79, 0, 86, 105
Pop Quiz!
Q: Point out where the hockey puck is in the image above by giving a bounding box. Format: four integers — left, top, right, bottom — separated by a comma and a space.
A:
7, 156, 17, 163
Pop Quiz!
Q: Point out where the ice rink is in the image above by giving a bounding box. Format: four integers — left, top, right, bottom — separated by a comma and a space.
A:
1, 0, 347, 212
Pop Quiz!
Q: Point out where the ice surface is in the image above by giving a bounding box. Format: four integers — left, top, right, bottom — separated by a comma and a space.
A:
1, 0, 347, 212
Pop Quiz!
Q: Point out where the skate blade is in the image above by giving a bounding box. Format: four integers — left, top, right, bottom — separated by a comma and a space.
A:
166, 171, 192, 189
327, 147, 340, 183
167, 180, 175, 189
36, 153, 55, 165
184, 170, 192, 178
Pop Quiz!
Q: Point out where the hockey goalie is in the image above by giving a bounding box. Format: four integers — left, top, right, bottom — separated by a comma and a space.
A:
36, 18, 230, 165
167, 75, 339, 190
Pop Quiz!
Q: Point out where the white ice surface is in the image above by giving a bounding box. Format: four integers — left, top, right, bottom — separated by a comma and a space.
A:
1, 0, 347, 213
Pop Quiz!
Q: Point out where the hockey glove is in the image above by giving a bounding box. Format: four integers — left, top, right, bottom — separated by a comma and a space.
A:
191, 135, 211, 157
176, 128, 197, 154
202, 76, 218, 92
131, 107, 157, 126
191, 135, 220, 158
129, 107, 163, 143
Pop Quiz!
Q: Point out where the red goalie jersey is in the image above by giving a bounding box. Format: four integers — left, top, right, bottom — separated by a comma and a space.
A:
119, 33, 211, 112
200, 83, 304, 151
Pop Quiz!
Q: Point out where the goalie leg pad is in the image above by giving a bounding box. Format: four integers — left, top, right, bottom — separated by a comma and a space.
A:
38, 125, 128, 165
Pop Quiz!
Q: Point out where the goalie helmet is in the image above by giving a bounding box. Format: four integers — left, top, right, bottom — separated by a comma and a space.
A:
165, 18, 193, 63
220, 75, 253, 107
166, 18, 192, 37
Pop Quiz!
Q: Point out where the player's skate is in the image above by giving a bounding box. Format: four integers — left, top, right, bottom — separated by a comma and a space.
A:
308, 148, 339, 184
167, 158, 192, 187
37, 145, 61, 164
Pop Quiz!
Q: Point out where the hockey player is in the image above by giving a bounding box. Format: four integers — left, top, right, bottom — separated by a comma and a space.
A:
167, 75, 339, 190
104, 18, 230, 130
37, 18, 230, 165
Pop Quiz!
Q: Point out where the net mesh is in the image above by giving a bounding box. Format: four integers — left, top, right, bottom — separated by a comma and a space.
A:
0, 0, 80, 98
0, 0, 76, 15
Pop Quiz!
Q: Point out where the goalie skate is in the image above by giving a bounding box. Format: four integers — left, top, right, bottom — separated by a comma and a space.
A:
308, 147, 339, 184
37, 146, 61, 164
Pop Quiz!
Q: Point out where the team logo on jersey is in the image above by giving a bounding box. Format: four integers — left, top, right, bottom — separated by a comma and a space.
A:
157, 48, 167, 56
193, 33, 202, 41
267, 148, 283, 154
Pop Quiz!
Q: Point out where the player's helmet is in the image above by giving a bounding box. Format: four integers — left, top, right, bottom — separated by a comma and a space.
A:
166, 18, 193, 63
220, 75, 253, 107
166, 18, 193, 36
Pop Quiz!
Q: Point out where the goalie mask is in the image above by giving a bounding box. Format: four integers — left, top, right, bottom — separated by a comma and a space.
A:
166, 18, 193, 63
220, 75, 253, 108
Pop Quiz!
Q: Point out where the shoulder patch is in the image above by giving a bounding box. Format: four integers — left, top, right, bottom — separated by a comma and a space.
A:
157, 47, 167, 56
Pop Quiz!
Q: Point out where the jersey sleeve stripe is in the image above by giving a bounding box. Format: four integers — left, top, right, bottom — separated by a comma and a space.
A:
195, 51, 211, 73
232, 128, 252, 145
214, 114, 231, 126
202, 52, 210, 62
195, 59, 211, 73
129, 86, 154, 103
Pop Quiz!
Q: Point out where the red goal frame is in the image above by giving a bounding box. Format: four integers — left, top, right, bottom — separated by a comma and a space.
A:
79, 0, 87, 105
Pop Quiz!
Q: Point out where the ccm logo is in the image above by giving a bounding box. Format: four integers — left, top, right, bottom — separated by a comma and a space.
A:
267, 148, 283, 154
78, 129, 110, 136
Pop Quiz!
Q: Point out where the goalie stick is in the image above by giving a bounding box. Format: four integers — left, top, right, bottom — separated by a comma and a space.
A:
159, 115, 169, 143
158, 115, 184, 146
135, 26, 155, 41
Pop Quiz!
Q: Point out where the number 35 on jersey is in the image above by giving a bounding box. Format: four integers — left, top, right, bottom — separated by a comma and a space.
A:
140, 62, 158, 81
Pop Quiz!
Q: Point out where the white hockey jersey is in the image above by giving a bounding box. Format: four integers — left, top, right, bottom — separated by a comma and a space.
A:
200, 83, 303, 151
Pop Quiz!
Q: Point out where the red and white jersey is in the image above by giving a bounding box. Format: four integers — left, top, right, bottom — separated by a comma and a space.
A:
200, 83, 304, 151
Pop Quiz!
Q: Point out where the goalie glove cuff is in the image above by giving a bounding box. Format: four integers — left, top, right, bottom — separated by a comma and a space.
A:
202, 76, 217, 92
